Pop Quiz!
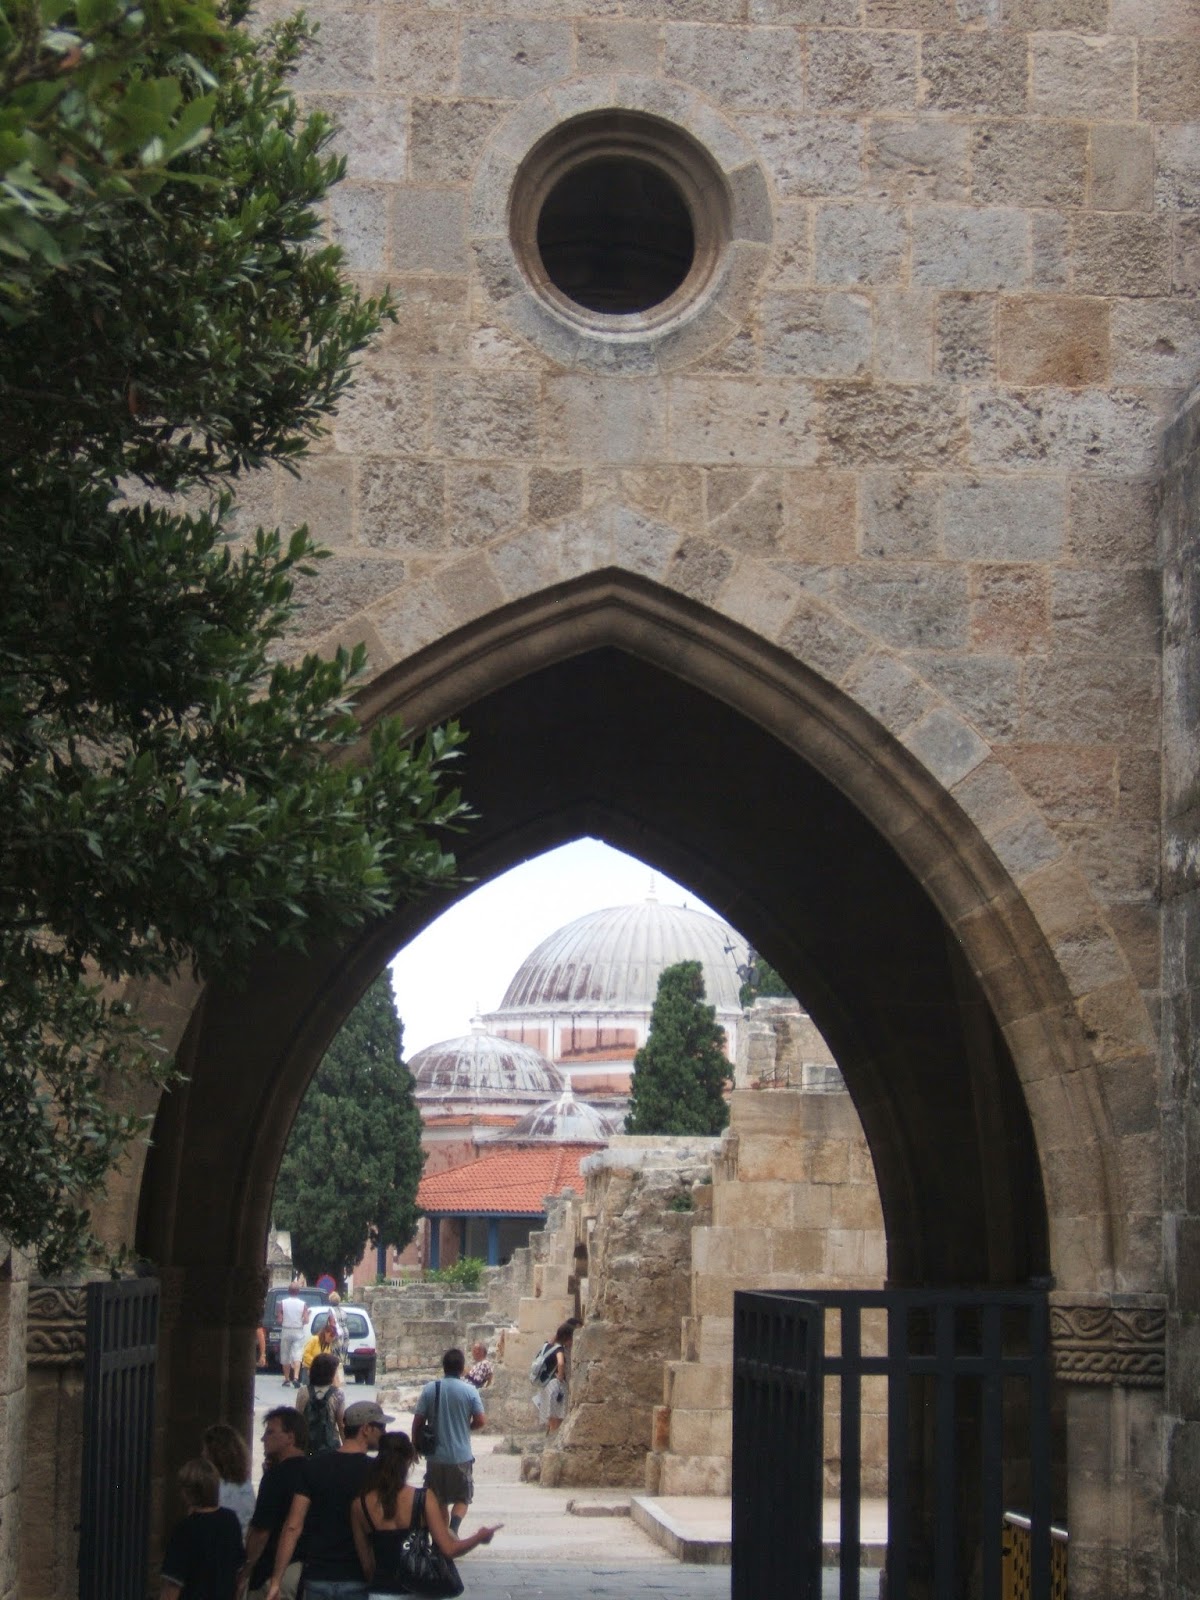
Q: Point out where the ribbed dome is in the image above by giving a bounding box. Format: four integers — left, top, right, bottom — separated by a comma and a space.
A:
506, 1088, 616, 1144
410, 1022, 565, 1102
498, 895, 744, 1014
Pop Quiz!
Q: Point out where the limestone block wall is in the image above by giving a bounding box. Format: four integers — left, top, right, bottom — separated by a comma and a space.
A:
224, 0, 1197, 1330
363, 1281, 495, 1377
0, 1249, 28, 1600
1160, 384, 1200, 1600
541, 1142, 717, 1488
650, 1086, 886, 1497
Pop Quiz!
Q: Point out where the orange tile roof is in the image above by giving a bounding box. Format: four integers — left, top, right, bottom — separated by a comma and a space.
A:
417, 1144, 594, 1217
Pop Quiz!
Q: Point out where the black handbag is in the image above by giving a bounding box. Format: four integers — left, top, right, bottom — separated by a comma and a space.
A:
415, 1378, 440, 1456
398, 1488, 464, 1598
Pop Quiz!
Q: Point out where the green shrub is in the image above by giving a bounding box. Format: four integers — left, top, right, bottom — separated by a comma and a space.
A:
426, 1256, 487, 1290
669, 1192, 694, 1213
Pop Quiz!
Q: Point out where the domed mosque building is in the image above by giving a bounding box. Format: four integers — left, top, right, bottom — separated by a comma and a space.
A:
357, 891, 751, 1282
484, 888, 747, 1109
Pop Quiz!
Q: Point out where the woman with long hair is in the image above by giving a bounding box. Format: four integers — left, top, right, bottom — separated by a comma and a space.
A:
199, 1424, 255, 1539
350, 1432, 501, 1597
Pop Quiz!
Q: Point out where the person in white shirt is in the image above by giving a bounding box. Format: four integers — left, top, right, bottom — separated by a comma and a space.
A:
278, 1283, 311, 1389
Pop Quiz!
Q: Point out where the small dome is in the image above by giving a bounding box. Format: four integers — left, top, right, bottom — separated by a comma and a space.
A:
507, 1088, 615, 1145
497, 895, 745, 1015
410, 1021, 565, 1102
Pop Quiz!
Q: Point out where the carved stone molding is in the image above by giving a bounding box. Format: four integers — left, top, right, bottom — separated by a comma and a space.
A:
26, 1284, 87, 1367
1050, 1300, 1166, 1388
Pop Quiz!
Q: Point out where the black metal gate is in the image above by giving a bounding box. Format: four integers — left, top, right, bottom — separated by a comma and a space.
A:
79, 1277, 159, 1600
732, 1287, 1055, 1600
732, 1290, 825, 1600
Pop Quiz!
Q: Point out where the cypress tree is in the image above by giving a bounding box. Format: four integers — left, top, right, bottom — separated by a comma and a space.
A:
274, 973, 425, 1281
625, 960, 732, 1137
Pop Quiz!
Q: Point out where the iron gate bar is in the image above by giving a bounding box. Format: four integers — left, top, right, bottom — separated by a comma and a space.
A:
1029, 1294, 1053, 1600
934, 1301, 956, 1597
982, 1304, 1005, 1600
886, 1294, 911, 1600
839, 1299, 863, 1600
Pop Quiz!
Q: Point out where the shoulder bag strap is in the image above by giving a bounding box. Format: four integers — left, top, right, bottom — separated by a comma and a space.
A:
359, 1492, 377, 1531
433, 1380, 441, 1427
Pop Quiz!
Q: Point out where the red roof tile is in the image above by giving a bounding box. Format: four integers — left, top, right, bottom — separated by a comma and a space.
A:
417, 1144, 594, 1217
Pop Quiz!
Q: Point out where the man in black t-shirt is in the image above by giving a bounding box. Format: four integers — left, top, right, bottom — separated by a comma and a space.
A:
245, 1407, 308, 1600
264, 1399, 393, 1600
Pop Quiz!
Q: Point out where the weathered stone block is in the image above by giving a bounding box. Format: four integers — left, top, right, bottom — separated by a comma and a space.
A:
1138, 40, 1200, 122
861, 471, 940, 559
445, 464, 524, 548
867, 119, 967, 202
1156, 124, 1200, 211
411, 99, 502, 186
1021, 656, 1159, 742
392, 188, 469, 275
542, 377, 668, 464
912, 206, 1028, 289
969, 565, 1051, 654
1031, 35, 1136, 120
769, 1229, 829, 1274
670, 379, 820, 466
459, 20, 572, 99
942, 476, 1065, 562
665, 537, 735, 604
619, 466, 704, 531
777, 595, 871, 681
1003, 0, 1108, 24
329, 183, 391, 272
1067, 478, 1157, 566
808, 30, 918, 112
358, 460, 445, 551
935, 292, 995, 381
1071, 215, 1172, 297
1175, 217, 1200, 293
813, 203, 907, 285
663, 23, 802, 111
920, 34, 1027, 114
971, 121, 1088, 209
333, 368, 430, 455
309, 93, 408, 185
290, 8, 377, 92
279, 459, 354, 547
379, 14, 459, 98
914, 653, 1021, 742
704, 468, 784, 555
822, 383, 966, 466
432, 373, 539, 458
996, 296, 1109, 387
740, 114, 864, 198
968, 389, 1161, 475
750, 0, 858, 18
576, 21, 662, 73
1051, 568, 1162, 656
372, 277, 470, 369
1090, 125, 1154, 213
761, 291, 873, 378
1111, 299, 1200, 389
836, 566, 970, 651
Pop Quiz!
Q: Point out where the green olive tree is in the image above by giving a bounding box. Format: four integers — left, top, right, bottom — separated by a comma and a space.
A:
0, 0, 468, 1274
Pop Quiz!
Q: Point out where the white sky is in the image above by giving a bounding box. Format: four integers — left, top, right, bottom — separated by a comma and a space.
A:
387, 837, 738, 1057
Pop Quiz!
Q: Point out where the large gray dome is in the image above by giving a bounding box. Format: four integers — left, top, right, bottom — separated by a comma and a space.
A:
410, 1022, 565, 1102
506, 1088, 618, 1144
497, 895, 745, 1015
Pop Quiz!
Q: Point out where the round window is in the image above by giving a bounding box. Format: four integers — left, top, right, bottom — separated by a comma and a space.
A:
510, 111, 731, 334
535, 156, 695, 315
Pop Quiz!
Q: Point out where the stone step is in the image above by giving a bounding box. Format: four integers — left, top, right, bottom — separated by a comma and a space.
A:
663, 1359, 733, 1410
630, 1494, 888, 1569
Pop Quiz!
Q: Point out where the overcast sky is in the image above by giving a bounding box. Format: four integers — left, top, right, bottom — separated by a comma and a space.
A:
387, 837, 735, 1058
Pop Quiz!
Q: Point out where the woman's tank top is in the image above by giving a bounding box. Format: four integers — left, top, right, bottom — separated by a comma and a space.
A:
360, 1492, 416, 1596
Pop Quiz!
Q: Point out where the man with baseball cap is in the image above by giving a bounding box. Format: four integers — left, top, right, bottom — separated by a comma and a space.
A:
265, 1399, 393, 1600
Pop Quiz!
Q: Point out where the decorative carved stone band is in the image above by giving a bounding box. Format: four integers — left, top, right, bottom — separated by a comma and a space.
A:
1050, 1302, 1166, 1388
26, 1284, 88, 1367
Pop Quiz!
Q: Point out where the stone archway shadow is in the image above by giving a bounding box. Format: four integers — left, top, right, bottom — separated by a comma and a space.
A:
136, 567, 1128, 1493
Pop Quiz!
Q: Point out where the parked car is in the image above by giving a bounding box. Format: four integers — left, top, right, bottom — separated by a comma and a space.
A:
262, 1285, 330, 1371
310, 1304, 378, 1385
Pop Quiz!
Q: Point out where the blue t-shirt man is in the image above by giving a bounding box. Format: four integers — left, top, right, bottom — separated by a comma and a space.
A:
412, 1349, 486, 1533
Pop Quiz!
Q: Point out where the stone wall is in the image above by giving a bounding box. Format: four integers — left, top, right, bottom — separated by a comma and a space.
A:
540, 1142, 717, 1488
1161, 384, 1200, 1600
0, 1248, 27, 1600
365, 1280, 496, 1377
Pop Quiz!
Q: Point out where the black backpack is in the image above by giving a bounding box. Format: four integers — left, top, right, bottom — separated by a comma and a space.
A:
307, 1386, 341, 1455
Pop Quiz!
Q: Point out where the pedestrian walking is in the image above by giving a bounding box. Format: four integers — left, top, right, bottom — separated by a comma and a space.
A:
412, 1348, 486, 1535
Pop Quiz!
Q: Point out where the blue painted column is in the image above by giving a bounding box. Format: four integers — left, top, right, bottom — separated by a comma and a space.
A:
486, 1217, 500, 1266
428, 1218, 441, 1270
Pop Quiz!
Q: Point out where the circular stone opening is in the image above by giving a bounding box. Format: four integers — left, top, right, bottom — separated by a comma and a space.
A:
509, 110, 732, 335
535, 156, 695, 315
